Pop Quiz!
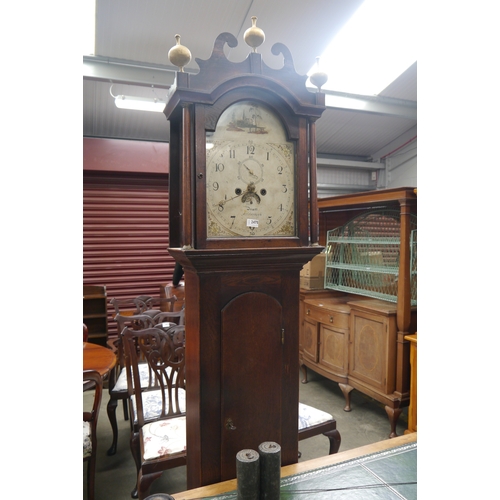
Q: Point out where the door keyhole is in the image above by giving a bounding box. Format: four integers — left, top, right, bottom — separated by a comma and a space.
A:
225, 418, 237, 431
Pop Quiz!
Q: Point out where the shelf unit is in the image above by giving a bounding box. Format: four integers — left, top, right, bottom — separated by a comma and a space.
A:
83, 285, 108, 346
325, 209, 417, 305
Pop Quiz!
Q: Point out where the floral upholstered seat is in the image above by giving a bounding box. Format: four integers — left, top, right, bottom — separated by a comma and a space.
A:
298, 402, 341, 455
130, 387, 186, 423
138, 403, 335, 466
112, 362, 150, 393
141, 416, 187, 460
298, 402, 334, 430
83, 421, 92, 459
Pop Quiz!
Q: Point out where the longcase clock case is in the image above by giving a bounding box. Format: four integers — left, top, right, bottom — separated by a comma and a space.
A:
165, 30, 326, 488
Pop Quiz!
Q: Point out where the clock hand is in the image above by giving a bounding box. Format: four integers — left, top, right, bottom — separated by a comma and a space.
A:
215, 182, 257, 208
217, 192, 244, 206
216, 187, 249, 208
244, 165, 258, 179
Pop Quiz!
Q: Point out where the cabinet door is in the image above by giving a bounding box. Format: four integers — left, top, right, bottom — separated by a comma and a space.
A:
302, 317, 319, 363
221, 292, 283, 479
319, 325, 348, 378
349, 310, 396, 394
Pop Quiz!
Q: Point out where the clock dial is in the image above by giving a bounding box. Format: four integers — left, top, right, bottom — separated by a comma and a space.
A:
206, 101, 296, 237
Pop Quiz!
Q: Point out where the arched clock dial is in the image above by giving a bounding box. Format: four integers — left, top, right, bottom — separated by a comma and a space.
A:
206, 100, 296, 237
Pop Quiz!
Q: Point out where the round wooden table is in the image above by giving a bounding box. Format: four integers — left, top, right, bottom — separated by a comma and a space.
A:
83, 342, 117, 377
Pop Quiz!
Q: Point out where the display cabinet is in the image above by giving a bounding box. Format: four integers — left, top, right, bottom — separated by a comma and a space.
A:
299, 188, 417, 437
318, 187, 416, 347
83, 285, 108, 346
325, 209, 417, 305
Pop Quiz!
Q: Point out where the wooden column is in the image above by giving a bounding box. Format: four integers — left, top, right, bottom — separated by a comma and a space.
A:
395, 198, 412, 398
181, 104, 193, 249
309, 119, 319, 246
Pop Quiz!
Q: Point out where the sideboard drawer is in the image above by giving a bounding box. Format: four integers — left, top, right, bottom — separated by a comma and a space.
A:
304, 298, 351, 330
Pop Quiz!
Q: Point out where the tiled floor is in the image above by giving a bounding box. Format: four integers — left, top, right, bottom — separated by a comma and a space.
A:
83, 370, 409, 500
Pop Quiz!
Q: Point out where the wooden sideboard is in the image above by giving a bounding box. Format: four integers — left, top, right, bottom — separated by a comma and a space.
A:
299, 289, 416, 437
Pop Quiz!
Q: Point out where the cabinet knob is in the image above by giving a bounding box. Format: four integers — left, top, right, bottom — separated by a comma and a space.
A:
329, 316, 333, 323
306, 309, 310, 315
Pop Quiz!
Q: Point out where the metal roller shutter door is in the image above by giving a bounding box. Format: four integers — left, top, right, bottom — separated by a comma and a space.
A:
83, 172, 174, 337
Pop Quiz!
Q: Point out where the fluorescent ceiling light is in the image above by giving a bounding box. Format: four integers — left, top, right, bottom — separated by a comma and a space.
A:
114, 95, 166, 112
309, 0, 417, 95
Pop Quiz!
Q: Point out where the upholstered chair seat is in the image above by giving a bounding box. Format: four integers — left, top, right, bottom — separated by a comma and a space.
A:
83, 421, 92, 459
141, 416, 187, 461
298, 402, 334, 430
130, 387, 186, 423
297, 402, 341, 455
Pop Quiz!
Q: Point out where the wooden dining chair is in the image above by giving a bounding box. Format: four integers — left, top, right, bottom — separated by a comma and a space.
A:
122, 326, 186, 500
110, 297, 142, 317
83, 370, 103, 500
298, 402, 341, 455
106, 313, 155, 456
134, 295, 178, 319
151, 306, 185, 327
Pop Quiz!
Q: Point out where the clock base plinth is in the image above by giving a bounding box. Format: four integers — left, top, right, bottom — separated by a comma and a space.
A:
168, 246, 322, 488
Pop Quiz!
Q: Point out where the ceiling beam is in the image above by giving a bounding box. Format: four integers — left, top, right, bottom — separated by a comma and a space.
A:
83, 55, 178, 89
83, 56, 416, 119
321, 90, 417, 120
317, 158, 383, 169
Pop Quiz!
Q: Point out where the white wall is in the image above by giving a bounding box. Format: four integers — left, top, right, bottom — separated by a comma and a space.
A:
372, 125, 417, 189
385, 138, 417, 188
314, 125, 417, 196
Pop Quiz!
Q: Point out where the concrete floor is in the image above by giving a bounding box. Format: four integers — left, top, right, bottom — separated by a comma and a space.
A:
83, 370, 408, 500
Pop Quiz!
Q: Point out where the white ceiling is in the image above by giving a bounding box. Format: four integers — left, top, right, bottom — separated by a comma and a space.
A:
83, 0, 417, 160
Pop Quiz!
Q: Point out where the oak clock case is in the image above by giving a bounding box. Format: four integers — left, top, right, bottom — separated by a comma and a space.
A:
206, 100, 296, 238
164, 26, 327, 489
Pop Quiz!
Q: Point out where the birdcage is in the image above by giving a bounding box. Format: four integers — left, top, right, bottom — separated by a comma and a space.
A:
325, 209, 417, 305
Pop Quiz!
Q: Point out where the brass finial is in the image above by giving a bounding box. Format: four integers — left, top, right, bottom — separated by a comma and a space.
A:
244, 16, 265, 52
168, 34, 192, 72
309, 57, 328, 91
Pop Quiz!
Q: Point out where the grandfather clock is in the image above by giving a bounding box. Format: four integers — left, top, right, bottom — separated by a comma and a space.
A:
165, 20, 327, 488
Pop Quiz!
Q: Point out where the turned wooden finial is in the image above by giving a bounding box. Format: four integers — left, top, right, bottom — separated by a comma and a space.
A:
309, 56, 328, 91
168, 34, 192, 72
244, 16, 265, 52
